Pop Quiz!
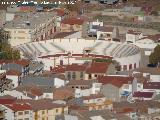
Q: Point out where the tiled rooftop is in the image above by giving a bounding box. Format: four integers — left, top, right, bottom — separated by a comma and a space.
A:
5, 103, 32, 112
6, 69, 21, 76
97, 75, 134, 85
86, 62, 111, 74
61, 17, 84, 25
133, 91, 154, 98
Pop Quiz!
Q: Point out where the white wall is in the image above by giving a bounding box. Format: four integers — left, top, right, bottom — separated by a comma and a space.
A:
126, 34, 137, 43
54, 78, 65, 88
5, 12, 15, 21
115, 53, 141, 70
6, 75, 19, 88
4, 90, 32, 99
2, 106, 14, 120
150, 75, 160, 82
75, 88, 91, 98
92, 83, 102, 94
75, 83, 102, 98
5, 28, 31, 46
90, 20, 103, 26
43, 93, 53, 99
134, 42, 157, 49
97, 31, 112, 40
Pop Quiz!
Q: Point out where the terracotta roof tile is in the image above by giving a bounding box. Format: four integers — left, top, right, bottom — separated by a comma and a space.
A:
53, 86, 75, 100
127, 30, 141, 35
53, 8, 65, 16
0, 99, 16, 105
66, 64, 87, 71
81, 94, 105, 100
143, 81, 160, 89
14, 59, 30, 67
109, 79, 124, 88
86, 62, 111, 74
133, 91, 154, 98
98, 26, 114, 32
98, 76, 134, 85
0, 59, 30, 67
6, 69, 21, 76
15, 85, 43, 97
16, 99, 66, 111
67, 80, 94, 86
119, 107, 135, 113
61, 17, 84, 25
5, 103, 32, 111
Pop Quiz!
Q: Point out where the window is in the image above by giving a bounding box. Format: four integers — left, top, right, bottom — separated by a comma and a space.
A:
134, 63, 136, 69
56, 109, 59, 113
80, 72, 83, 79
129, 64, 132, 70
72, 72, 76, 79
18, 112, 23, 115
89, 74, 92, 79
138, 84, 141, 88
94, 74, 97, 77
106, 34, 111, 37
42, 111, 45, 114
67, 72, 71, 80
123, 65, 127, 71
24, 111, 29, 114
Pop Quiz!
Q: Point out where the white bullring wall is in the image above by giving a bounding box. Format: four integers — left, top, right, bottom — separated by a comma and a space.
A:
114, 53, 141, 70
17, 38, 141, 71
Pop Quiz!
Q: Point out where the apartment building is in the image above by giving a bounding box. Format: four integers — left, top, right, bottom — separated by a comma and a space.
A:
2, 103, 33, 120
4, 12, 56, 46
65, 64, 87, 80
17, 99, 68, 120
0, 99, 68, 120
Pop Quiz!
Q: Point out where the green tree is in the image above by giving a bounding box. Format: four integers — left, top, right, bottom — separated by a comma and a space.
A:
149, 45, 160, 64
92, 58, 113, 63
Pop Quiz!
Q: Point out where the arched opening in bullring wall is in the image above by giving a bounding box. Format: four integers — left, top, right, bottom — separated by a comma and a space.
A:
134, 63, 136, 69
123, 65, 127, 71
129, 64, 132, 70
